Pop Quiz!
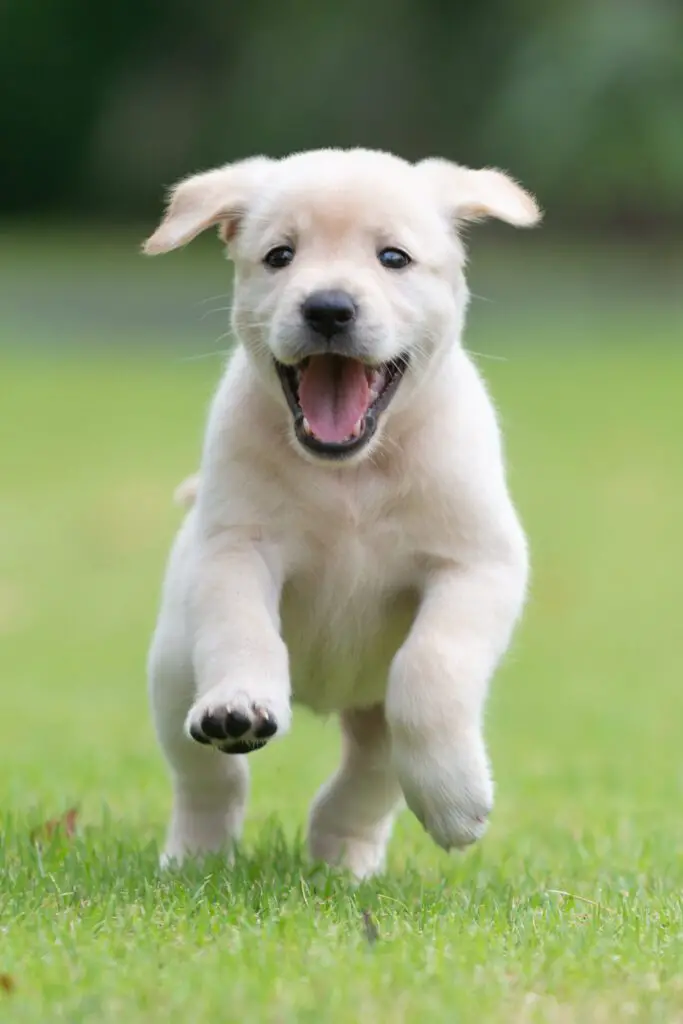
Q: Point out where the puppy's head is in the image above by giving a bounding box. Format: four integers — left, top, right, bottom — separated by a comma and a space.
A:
145, 149, 540, 464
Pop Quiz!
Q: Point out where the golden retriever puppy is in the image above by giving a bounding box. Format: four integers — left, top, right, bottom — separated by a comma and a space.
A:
144, 148, 540, 878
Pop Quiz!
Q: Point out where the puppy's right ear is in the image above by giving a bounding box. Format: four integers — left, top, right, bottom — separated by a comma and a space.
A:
143, 157, 272, 255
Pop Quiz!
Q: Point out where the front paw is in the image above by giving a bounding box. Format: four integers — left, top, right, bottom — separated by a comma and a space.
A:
392, 734, 493, 851
185, 686, 291, 755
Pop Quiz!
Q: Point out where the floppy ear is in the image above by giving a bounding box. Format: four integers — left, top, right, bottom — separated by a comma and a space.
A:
143, 157, 273, 255
416, 159, 542, 228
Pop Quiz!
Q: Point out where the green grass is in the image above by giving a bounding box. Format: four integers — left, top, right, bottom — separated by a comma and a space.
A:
1, 234, 683, 1021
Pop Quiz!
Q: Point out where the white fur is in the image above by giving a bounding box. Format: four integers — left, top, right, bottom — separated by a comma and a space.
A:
144, 148, 539, 876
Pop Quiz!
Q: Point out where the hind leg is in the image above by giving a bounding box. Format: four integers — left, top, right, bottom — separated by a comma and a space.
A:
148, 519, 249, 866
307, 705, 402, 879
150, 649, 249, 866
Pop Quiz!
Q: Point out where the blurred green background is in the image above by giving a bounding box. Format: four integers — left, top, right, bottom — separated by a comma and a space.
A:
3, 0, 683, 229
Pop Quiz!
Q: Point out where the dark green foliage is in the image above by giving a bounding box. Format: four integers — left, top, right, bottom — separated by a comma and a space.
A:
2, 0, 682, 226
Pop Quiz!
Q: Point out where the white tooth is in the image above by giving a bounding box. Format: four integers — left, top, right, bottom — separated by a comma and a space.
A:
302, 417, 312, 435
351, 418, 364, 438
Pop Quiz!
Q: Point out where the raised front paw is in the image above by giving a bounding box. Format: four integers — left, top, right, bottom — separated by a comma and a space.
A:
185, 688, 291, 755
392, 734, 493, 851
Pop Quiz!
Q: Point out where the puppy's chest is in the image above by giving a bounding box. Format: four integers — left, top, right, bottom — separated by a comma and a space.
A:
279, 512, 419, 714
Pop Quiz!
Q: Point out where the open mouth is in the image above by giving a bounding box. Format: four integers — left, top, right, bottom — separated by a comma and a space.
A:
275, 353, 409, 459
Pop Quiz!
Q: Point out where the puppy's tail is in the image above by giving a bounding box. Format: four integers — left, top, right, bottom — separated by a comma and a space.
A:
173, 473, 200, 508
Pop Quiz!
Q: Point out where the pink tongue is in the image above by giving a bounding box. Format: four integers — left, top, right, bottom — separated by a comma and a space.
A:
298, 356, 370, 444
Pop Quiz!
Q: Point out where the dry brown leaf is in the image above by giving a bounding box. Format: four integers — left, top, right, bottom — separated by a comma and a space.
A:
361, 910, 379, 945
0, 974, 16, 995
30, 806, 79, 844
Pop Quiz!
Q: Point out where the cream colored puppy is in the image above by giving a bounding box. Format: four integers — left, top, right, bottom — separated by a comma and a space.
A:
144, 148, 540, 879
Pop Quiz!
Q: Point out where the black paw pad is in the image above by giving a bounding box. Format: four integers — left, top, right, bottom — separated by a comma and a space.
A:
200, 712, 229, 740
188, 722, 211, 745
225, 710, 251, 738
188, 704, 280, 751
220, 739, 268, 756
254, 712, 277, 740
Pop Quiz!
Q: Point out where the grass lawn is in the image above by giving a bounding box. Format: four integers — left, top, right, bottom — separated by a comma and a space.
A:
1, 233, 682, 1021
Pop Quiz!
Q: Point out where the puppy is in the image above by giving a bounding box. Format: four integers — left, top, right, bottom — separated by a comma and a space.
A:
144, 148, 540, 878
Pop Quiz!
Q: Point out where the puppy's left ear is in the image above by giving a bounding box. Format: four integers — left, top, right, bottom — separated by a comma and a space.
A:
416, 159, 542, 228
143, 157, 273, 255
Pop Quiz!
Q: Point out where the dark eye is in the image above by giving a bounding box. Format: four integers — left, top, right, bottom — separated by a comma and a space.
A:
378, 247, 412, 270
263, 245, 295, 269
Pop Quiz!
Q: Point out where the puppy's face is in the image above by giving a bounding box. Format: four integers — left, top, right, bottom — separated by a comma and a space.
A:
145, 149, 540, 464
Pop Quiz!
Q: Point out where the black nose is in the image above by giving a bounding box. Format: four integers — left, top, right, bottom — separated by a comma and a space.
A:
302, 289, 357, 339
